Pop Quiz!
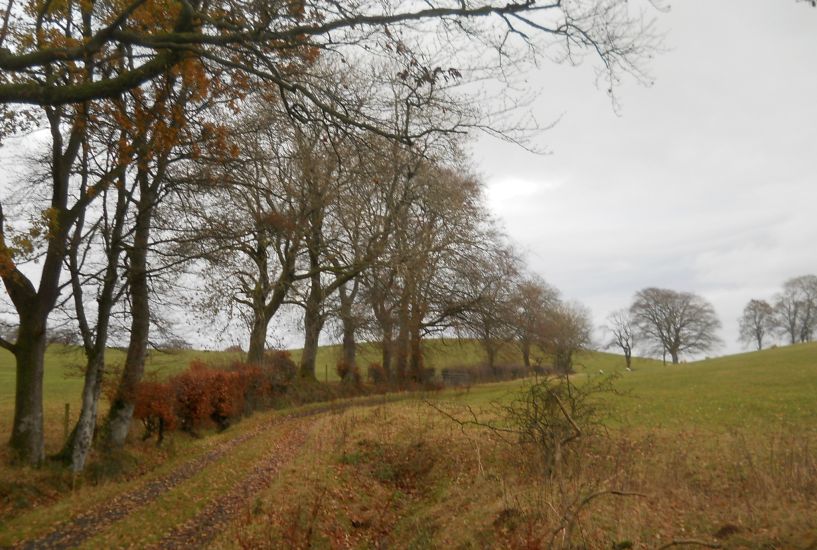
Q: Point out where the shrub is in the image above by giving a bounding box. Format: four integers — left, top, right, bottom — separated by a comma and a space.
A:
171, 362, 216, 435
264, 350, 297, 389
336, 361, 361, 385
231, 362, 273, 414
208, 369, 245, 431
133, 380, 176, 444
367, 362, 387, 385
503, 373, 617, 474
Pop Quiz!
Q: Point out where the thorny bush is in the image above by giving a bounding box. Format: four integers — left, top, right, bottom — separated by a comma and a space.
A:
505, 374, 619, 474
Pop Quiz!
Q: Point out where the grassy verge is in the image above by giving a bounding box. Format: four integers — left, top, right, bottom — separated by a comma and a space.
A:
219, 343, 817, 548
222, 399, 817, 549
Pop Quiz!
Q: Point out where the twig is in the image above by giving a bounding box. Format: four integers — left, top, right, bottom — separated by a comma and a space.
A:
423, 399, 517, 444
549, 488, 648, 549
658, 540, 722, 549
548, 388, 582, 445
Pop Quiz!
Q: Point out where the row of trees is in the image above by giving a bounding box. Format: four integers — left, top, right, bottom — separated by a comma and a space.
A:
738, 275, 817, 350
0, 1, 656, 468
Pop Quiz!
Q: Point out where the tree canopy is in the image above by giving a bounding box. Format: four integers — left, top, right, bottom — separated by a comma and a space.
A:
629, 287, 721, 364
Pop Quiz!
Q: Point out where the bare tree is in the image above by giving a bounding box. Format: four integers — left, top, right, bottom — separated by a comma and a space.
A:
101, 71, 235, 453
604, 309, 637, 369
509, 275, 560, 369
541, 302, 594, 374
0, 1, 657, 111
738, 299, 775, 351
773, 275, 817, 345
59, 137, 131, 472
357, 160, 492, 383
455, 240, 521, 375
0, 106, 95, 464
629, 287, 722, 365
184, 103, 311, 365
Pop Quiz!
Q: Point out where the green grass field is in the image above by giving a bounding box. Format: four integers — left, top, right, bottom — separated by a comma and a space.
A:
446, 342, 817, 431
608, 343, 817, 429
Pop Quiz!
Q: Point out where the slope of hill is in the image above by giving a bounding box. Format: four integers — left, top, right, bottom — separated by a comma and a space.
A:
609, 342, 817, 429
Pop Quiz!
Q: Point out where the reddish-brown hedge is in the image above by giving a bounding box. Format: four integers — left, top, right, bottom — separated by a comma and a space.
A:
133, 379, 176, 444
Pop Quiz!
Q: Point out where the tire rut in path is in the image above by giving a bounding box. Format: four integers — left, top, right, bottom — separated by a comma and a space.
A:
150, 421, 308, 549
16, 424, 268, 550
15, 395, 393, 550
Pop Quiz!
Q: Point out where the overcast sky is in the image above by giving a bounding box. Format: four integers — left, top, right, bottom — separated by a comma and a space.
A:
1, 1, 814, 357
477, 0, 817, 355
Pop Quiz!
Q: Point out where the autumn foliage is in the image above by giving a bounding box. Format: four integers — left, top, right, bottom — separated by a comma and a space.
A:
335, 361, 361, 386
133, 357, 296, 443
133, 380, 177, 444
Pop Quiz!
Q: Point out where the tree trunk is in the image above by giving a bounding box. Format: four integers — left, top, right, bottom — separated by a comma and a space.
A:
104, 262, 150, 448
68, 350, 105, 471
381, 320, 394, 379
245, 254, 295, 366
370, 291, 394, 378
409, 328, 423, 382
395, 316, 408, 383
5, 108, 83, 465
521, 340, 531, 368
103, 186, 153, 449
64, 173, 127, 471
246, 313, 270, 366
394, 286, 413, 383
299, 272, 324, 379
299, 307, 324, 379
342, 324, 356, 367
670, 349, 679, 364
10, 321, 46, 465
624, 347, 632, 369
484, 336, 497, 376
338, 282, 359, 367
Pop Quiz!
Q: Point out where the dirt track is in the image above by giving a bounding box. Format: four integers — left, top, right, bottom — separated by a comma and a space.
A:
13, 395, 393, 550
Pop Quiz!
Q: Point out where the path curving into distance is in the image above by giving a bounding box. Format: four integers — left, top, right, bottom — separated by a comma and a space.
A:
13, 394, 394, 550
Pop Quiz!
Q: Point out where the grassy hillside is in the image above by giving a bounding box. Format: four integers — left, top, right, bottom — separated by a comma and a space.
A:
610, 342, 817, 429
300, 338, 662, 376
450, 342, 817, 431
0, 337, 649, 456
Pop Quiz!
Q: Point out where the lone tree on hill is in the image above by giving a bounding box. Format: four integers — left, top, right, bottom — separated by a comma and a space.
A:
738, 299, 775, 351
629, 287, 721, 365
